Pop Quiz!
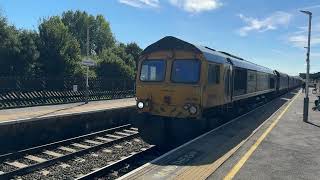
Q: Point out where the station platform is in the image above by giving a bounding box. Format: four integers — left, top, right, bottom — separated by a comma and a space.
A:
120, 89, 320, 180
0, 98, 136, 154
0, 98, 135, 124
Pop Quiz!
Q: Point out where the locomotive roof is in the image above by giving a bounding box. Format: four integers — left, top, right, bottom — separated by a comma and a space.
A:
142, 36, 274, 74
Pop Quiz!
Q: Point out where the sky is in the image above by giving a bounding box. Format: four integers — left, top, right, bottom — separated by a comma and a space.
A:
0, 0, 320, 75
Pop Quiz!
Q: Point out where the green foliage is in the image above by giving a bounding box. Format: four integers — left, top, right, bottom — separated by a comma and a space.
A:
0, 11, 142, 80
94, 15, 115, 53
0, 16, 20, 76
61, 10, 115, 55
111, 43, 136, 69
38, 16, 81, 77
125, 42, 142, 68
0, 16, 40, 76
97, 48, 135, 80
17, 30, 40, 76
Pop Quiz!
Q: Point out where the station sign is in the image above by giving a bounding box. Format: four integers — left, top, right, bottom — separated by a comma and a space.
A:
81, 58, 96, 67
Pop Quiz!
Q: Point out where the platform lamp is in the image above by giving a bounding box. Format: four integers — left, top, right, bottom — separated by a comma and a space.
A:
300, 10, 312, 122
85, 26, 90, 104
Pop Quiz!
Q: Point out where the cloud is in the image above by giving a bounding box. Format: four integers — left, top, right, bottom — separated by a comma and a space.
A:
118, 0, 159, 8
301, 4, 320, 10
288, 35, 320, 47
288, 22, 320, 47
237, 11, 292, 36
118, 0, 222, 12
169, 0, 222, 13
289, 35, 308, 47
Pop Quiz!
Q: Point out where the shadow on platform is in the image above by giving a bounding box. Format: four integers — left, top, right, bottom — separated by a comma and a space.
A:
306, 121, 320, 128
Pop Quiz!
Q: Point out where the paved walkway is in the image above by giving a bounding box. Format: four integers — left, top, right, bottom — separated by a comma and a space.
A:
220, 90, 320, 180
209, 89, 320, 180
0, 98, 135, 122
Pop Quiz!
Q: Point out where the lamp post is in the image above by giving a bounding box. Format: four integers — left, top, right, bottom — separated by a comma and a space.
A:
85, 26, 90, 104
300, 10, 312, 122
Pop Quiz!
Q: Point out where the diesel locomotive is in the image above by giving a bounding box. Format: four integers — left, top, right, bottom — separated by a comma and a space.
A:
135, 36, 302, 146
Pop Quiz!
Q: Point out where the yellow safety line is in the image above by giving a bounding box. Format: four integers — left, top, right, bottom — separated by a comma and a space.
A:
223, 92, 300, 180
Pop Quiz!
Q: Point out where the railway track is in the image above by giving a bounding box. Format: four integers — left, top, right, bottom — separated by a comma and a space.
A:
75, 145, 159, 180
0, 96, 283, 179
79, 93, 291, 179
0, 124, 155, 179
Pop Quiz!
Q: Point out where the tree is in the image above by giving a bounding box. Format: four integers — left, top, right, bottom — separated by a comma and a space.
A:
97, 48, 135, 80
93, 15, 115, 54
0, 15, 21, 76
125, 42, 142, 68
38, 16, 81, 77
16, 30, 40, 76
111, 43, 136, 69
0, 14, 41, 77
61, 10, 115, 56
0, 10, 142, 79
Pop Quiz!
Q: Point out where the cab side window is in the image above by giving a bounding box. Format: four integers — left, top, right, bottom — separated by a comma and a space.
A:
208, 64, 220, 84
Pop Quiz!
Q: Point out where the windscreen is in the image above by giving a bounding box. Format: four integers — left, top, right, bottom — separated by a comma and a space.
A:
171, 59, 200, 83
140, 60, 166, 81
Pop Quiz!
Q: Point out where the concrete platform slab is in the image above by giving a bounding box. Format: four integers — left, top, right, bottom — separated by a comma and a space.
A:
0, 98, 135, 124
218, 90, 320, 180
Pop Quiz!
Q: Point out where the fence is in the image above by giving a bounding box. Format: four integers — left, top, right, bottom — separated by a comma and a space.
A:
0, 77, 135, 109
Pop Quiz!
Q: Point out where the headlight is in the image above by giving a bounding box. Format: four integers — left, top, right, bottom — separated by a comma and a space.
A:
137, 101, 144, 109
189, 106, 197, 114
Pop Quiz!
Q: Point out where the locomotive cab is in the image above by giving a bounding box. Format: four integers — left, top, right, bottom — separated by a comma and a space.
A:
136, 51, 203, 119
134, 37, 221, 146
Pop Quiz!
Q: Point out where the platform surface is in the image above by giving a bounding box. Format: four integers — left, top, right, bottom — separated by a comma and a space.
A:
215, 89, 320, 180
120, 89, 320, 180
0, 98, 135, 123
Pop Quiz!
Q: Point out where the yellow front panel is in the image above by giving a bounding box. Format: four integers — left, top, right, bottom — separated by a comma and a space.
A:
136, 84, 201, 118
136, 50, 203, 118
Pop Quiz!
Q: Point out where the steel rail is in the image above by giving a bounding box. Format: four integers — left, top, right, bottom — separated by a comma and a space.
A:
0, 124, 138, 179
75, 145, 156, 180
0, 124, 131, 161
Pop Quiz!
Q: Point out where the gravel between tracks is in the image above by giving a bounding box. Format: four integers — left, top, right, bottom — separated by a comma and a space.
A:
0, 164, 16, 172
15, 137, 150, 180
99, 147, 167, 180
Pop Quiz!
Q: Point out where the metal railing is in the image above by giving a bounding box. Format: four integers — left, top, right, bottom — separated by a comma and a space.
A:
0, 77, 135, 109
